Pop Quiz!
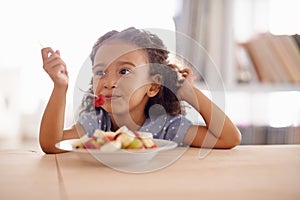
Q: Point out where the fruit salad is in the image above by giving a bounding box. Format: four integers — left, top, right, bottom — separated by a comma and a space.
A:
72, 126, 157, 152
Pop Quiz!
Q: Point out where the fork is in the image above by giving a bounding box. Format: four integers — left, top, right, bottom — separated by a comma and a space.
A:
77, 87, 98, 98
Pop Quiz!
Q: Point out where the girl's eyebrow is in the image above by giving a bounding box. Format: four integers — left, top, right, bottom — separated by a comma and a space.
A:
93, 63, 106, 69
115, 60, 136, 67
93, 60, 136, 69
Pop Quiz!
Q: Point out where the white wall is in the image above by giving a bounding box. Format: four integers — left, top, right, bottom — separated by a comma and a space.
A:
0, 0, 178, 140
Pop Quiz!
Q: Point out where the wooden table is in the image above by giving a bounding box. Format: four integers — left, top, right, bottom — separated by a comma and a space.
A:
1, 145, 300, 200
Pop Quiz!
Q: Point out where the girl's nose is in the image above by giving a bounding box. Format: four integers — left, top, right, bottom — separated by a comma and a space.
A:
103, 73, 118, 89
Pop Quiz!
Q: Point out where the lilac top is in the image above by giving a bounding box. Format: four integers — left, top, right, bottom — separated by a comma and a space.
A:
77, 109, 192, 146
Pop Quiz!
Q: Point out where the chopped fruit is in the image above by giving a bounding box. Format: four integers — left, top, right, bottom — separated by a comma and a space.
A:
116, 133, 134, 148
83, 138, 101, 149
127, 138, 144, 149
80, 134, 91, 143
132, 130, 141, 139
93, 129, 106, 139
101, 140, 122, 152
137, 131, 153, 139
93, 130, 117, 142
95, 137, 106, 145
93, 94, 105, 107
73, 126, 157, 152
72, 135, 90, 149
103, 131, 118, 141
141, 138, 157, 149
115, 126, 135, 137
93, 129, 104, 137
134, 131, 156, 148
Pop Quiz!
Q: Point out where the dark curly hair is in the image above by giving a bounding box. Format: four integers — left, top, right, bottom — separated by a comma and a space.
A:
79, 27, 184, 118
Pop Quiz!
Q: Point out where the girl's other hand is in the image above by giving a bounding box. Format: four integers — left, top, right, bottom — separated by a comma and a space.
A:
177, 67, 197, 101
41, 47, 69, 88
179, 68, 197, 84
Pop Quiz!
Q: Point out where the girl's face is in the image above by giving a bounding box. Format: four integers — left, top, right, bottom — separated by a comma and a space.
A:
92, 40, 156, 116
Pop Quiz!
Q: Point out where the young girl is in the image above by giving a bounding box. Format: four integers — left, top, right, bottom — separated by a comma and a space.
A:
39, 27, 241, 154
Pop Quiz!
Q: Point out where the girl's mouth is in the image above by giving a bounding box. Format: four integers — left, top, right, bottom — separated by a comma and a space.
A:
104, 95, 121, 100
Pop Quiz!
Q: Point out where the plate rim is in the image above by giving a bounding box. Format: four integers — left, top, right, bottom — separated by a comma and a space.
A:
55, 138, 177, 154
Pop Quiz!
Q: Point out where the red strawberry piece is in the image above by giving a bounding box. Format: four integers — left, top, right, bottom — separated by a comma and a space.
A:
93, 94, 105, 107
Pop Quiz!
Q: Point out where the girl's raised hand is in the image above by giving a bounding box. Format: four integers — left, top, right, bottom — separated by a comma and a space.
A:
41, 47, 69, 88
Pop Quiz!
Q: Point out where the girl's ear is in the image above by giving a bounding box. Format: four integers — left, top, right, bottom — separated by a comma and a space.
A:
147, 74, 162, 97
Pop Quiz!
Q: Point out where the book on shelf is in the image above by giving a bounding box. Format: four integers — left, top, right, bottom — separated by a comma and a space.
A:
239, 33, 300, 84
264, 33, 296, 83
241, 34, 283, 83
269, 34, 300, 83
238, 125, 300, 145
235, 44, 258, 83
279, 35, 300, 83
292, 34, 300, 49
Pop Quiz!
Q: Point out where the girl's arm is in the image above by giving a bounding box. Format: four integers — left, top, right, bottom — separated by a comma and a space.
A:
178, 68, 242, 149
39, 48, 80, 154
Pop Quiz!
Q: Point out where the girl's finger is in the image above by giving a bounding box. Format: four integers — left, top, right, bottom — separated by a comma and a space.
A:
47, 64, 68, 77
180, 68, 193, 75
179, 68, 197, 82
43, 51, 65, 70
43, 57, 66, 72
41, 47, 56, 60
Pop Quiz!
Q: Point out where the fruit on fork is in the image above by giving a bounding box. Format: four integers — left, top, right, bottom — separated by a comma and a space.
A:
93, 94, 105, 107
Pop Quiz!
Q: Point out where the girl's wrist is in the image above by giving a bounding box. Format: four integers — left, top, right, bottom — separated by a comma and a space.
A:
53, 84, 68, 94
177, 80, 195, 102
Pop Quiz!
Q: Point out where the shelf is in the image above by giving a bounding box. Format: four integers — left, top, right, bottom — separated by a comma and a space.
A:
225, 83, 300, 92
195, 81, 300, 93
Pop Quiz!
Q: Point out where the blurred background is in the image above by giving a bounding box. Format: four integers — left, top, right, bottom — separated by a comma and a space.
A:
0, 0, 299, 151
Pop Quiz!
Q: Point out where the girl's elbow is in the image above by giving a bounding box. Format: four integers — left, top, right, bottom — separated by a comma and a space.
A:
40, 145, 65, 154
224, 129, 242, 149
39, 142, 56, 154
39, 139, 63, 154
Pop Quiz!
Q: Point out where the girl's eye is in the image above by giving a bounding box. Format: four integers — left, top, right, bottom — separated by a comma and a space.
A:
94, 70, 106, 76
119, 68, 131, 75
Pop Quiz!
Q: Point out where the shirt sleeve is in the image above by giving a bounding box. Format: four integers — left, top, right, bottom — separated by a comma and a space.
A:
164, 115, 192, 146
76, 110, 110, 137
77, 112, 98, 137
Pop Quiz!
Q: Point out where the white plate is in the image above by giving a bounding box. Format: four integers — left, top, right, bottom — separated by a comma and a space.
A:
55, 139, 177, 167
